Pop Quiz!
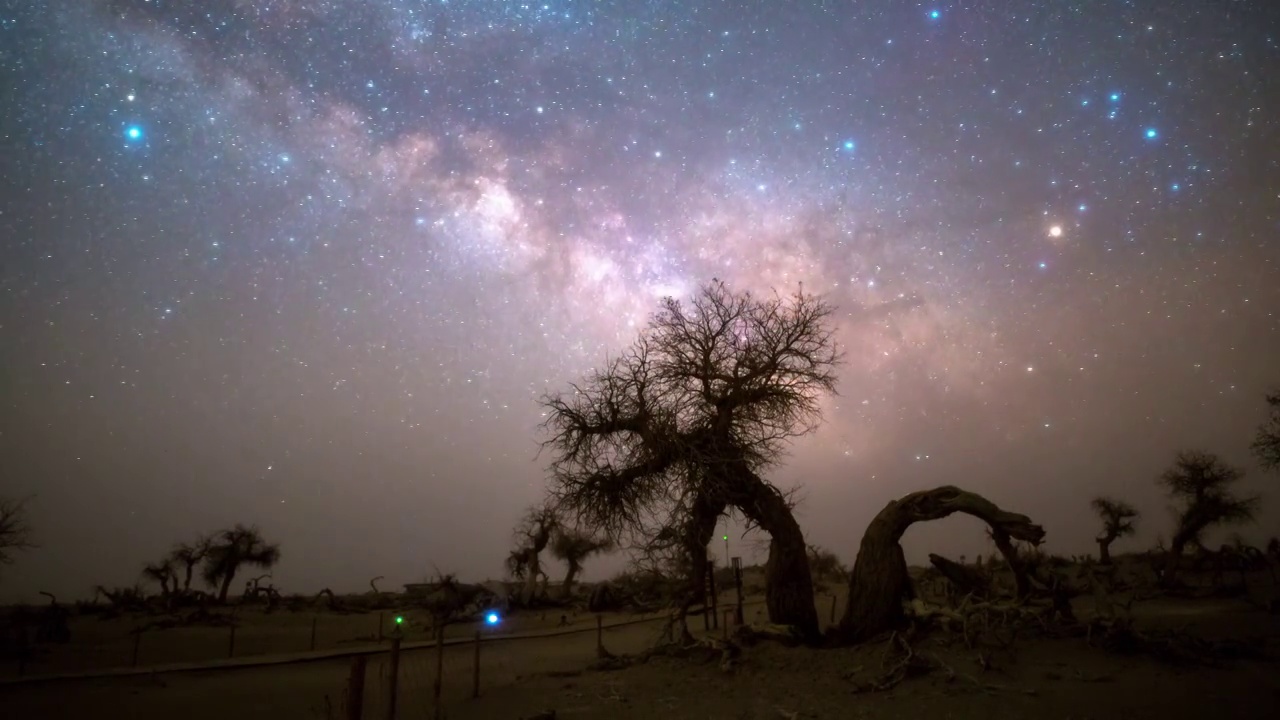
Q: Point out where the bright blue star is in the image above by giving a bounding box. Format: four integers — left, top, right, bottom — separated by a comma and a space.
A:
1078, 204, 1087, 212
124, 125, 144, 141
1081, 99, 1089, 107
1109, 93, 1121, 102
1144, 128, 1158, 140
842, 139, 855, 151
1170, 183, 1180, 191
1038, 261, 1048, 270
928, 10, 940, 20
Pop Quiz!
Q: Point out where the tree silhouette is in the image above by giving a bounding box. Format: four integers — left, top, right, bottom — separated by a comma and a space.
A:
1252, 391, 1280, 472
1090, 496, 1139, 565
141, 559, 177, 597
1158, 450, 1258, 585
838, 486, 1044, 643
169, 535, 212, 593
541, 281, 840, 641
550, 527, 612, 599
507, 505, 558, 605
0, 496, 35, 571
806, 545, 847, 586
201, 525, 281, 603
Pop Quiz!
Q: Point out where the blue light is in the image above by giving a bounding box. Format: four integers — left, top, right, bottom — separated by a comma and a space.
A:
842, 139, 855, 151
1109, 93, 1121, 102
1078, 203, 1087, 212
125, 125, 143, 141
1038, 262, 1047, 270
929, 10, 940, 19
485, 612, 500, 625
1144, 128, 1158, 140
1170, 183, 1180, 191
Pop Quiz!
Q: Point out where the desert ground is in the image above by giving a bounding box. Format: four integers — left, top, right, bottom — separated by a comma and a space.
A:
4, 558, 1280, 719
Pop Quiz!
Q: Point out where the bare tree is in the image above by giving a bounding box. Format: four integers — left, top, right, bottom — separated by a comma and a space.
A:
806, 545, 847, 586
1158, 450, 1258, 586
1252, 391, 1280, 472
141, 559, 177, 598
201, 525, 282, 603
549, 527, 612, 599
1091, 496, 1140, 565
0, 496, 35, 569
507, 505, 558, 605
837, 486, 1044, 643
541, 281, 841, 641
169, 535, 212, 593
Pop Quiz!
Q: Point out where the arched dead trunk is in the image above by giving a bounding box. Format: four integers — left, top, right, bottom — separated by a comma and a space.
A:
735, 478, 820, 642
836, 486, 1044, 644
989, 527, 1031, 599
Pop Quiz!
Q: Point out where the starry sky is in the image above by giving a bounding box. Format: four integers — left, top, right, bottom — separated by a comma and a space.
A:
2, 1, 1278, 602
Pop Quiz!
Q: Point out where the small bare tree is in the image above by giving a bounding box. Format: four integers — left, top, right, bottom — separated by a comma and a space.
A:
806, 545, 847, 586
549, 527, 612, 599
202, 525, 282, 603
0, 496, 35, 570
507, 505, 558, 605
1158, 450, 1258, 586
1091, 496, 1140, 565
169, 535, 213, 594
142, 559, 177, 598
1252, 391, 1280, 472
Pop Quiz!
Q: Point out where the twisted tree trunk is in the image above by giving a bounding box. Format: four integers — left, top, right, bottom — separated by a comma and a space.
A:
836, 486, 1044, 644
1097, 536, 1114, 565
733, 471, 820, 642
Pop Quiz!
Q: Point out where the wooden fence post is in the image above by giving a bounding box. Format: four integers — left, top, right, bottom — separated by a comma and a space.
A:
432, 622, 445, 720
346, 655, 367, 720
386, 636, 401, 720
131, 629, 142, 667
310, 616, 318, 652
708, 558, 719, 630
227, 623, 237, 658
595, 614, 604, 657
471, 630, 481, 699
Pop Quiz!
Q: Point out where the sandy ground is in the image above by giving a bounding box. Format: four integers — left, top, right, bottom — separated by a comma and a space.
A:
4, 565, 1279, 719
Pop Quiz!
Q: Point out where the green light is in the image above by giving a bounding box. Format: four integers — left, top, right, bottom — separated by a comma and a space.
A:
395, 616, 403, 624
723, 535, 728, 540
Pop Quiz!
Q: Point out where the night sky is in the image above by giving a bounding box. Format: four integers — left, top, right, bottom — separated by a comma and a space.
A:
2, 1, 1278, 602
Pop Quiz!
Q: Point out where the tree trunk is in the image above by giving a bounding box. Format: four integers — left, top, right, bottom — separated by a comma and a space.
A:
989, 527, 1030, 599
674, 493, 725, 642
1097, 537, 1113, 565
561, 562, 580, 600
733, 472, 820, 642
183, 564, 195, 592
217, 570, 237, 604
837, 486, 1044, 644
521, 550, 541, 605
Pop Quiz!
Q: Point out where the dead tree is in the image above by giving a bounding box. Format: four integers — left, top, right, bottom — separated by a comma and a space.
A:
0, 496, 35, 568
837, 486, 1045, 644
1157, 450, 1258, 587
927, 553, 990, 600
507, 505, 558, 605
369, 576, 384, 594
168, 536, 212, 594
550, 527, 612, 599
542, 281, 850, 642
1252, 390, 1280, 472
142, 560, 177, 599
1091, 497, 1139, 565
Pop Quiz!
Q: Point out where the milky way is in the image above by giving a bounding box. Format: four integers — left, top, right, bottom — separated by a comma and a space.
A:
2, 1, 1278, 598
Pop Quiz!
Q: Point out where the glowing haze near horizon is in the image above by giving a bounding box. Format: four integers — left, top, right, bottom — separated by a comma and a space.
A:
1, 1, 1278, 601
